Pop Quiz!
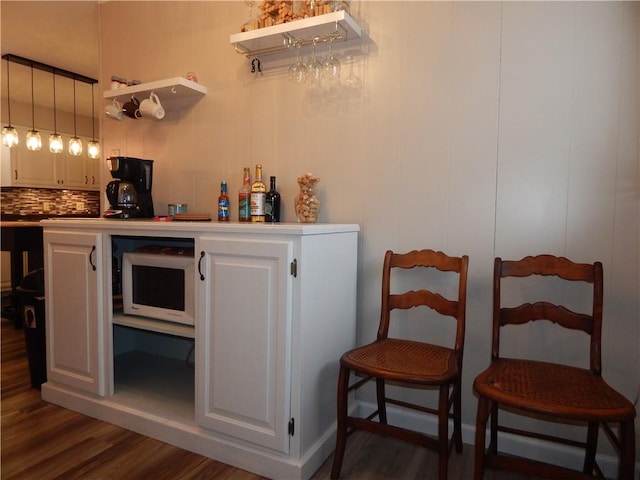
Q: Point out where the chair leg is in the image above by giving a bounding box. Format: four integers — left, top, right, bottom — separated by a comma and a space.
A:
618, 419, 635, 480
488, 401, 498, 454
453, 380, 463, 453
474, 395, 491, 480
376, 378, 387, 424
583, 421, 599, 474
438, 385, 450, 480
331, 366, 350, 479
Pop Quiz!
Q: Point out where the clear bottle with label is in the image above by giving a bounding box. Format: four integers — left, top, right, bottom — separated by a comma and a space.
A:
239, 167, 251, 222
218, 181, 229, 222
250, 164, 266, 223
265, 176, 281, 223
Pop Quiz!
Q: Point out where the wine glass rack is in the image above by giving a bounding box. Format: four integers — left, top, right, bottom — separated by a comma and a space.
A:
230, 10, 362, 57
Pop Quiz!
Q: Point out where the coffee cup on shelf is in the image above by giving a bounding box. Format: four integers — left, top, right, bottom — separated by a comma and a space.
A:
122, 96, 141, 119
139, 92, 165, 120
105, 99, 124, 120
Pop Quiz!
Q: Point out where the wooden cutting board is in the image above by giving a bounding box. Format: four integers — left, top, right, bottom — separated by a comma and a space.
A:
172, 213, 212, 221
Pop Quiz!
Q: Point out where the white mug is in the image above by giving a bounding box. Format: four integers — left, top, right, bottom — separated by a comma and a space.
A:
139, 92, 165, 120
105, 99, 123, 120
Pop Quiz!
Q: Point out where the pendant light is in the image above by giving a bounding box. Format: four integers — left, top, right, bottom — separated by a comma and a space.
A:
26, 64, 42, 151
87, 83, 100, 159
2, 58, 19, 148
49, 72, 63, 153
68, 78, 82, 156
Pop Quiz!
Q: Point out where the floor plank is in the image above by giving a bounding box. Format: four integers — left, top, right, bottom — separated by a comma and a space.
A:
1, 316, 543, 479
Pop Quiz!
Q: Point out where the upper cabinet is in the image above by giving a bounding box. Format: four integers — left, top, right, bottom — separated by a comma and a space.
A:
103, 77, 207, 102
1, 125, 100, 191
230, 10, 362, 57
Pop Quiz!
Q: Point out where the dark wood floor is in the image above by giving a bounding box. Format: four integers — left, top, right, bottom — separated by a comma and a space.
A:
1, 316, 540, 479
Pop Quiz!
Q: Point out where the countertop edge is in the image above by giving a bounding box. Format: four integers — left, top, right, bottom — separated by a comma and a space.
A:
39, 218, 360, 235
1, 221, 44, 227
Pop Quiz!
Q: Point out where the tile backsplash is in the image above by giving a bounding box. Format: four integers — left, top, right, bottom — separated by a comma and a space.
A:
1, 187, 100, 216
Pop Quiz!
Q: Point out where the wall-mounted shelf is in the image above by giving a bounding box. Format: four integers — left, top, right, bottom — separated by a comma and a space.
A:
230, 10, 362, 57
104, 77, 207, 101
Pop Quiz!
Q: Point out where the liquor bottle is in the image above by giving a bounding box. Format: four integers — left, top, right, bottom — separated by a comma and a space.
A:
217, 181, 229, 222
265, 176, 281, 223
238, 167, 251, 222
250, 164, 267, 222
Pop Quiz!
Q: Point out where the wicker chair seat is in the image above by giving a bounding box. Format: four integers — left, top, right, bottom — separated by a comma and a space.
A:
474, 358, 635, 422
341, 338, 458, 384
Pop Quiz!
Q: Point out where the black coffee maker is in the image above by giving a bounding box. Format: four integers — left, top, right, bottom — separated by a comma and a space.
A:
104, 156, 154, 219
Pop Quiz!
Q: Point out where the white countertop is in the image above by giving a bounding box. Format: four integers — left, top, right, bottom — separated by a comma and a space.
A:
40, 218, 360, 235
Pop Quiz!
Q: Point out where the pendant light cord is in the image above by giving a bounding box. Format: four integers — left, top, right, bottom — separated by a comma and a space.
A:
91, 83, 96, 139
52, 73, 57, 133
30, 65, 36, 130
6, 59, 12, 124
72, 79, 77, 136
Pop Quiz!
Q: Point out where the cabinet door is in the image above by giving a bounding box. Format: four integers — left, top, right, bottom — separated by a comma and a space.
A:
196, 236, 294, 453
85, 154, 101, 191
44, 230, 105, 395
57, 150, 87, 188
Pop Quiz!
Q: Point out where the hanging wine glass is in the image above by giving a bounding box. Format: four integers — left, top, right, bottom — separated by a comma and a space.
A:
307, 38, 323, 84
322, 38, 341, 81
343, 56, 363, 104
288, 44, 308, 84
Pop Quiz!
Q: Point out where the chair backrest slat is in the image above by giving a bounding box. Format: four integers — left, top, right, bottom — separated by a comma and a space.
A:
499, 301, 594, 333
389, 290, 460, 317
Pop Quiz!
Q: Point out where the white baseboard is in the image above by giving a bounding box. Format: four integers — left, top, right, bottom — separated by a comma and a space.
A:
356, 400, 639, 478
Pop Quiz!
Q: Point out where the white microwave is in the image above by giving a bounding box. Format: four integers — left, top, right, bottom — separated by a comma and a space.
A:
122, 248, 195, 326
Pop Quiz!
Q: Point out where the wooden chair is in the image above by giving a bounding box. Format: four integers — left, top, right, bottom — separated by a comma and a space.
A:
473, 255, 636, 480
331, 249, 469, 480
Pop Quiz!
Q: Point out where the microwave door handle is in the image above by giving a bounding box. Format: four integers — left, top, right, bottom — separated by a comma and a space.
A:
198, 251, 205, 281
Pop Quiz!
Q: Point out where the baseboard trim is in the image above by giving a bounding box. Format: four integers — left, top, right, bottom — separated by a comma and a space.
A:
356, 400, 639, 478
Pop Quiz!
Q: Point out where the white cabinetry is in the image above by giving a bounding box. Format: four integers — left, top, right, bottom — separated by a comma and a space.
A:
1, 125, 100, 190
44, 229, 105, 395
40, 220, 358, 480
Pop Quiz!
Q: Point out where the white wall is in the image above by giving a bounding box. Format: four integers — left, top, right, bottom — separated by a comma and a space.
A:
100, 0, 638, 466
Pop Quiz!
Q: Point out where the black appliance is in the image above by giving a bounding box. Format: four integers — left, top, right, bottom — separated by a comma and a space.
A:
104, 156, 154, 219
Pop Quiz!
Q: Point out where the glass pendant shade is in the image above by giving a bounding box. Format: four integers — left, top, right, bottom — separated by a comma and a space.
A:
2, 126, 19, 147
26, 130, 42, 151
49, 133, 63, 153
87, 140, 100, 159
68, 136, 83, 156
